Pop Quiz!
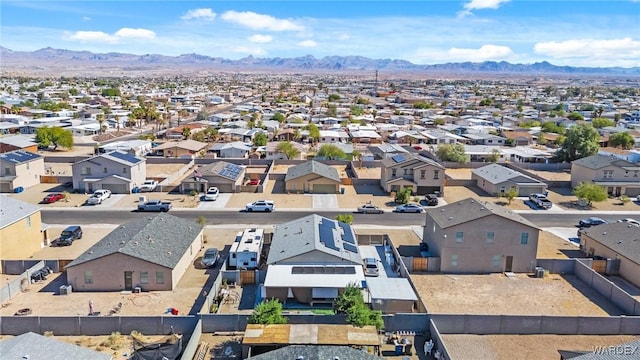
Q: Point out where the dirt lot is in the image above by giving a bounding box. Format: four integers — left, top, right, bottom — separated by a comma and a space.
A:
445, 168, 472, 179
537, 231, 581, 259
547, 187, 640, 211
351, 165, 381, 179
410, 273, 624, 316
527, 169, 571, 181
443, 186, 531, 210
337, 184, 397, 210
146, 163, 188, 178
225, 179, 313, 209
35, 225, 117, 259
442, 334, 639, 360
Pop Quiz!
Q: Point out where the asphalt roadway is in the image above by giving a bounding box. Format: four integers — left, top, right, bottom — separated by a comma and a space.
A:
40, 208, 634, 228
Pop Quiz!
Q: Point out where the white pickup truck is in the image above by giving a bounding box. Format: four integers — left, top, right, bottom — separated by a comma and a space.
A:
86, 189, 111, 205
137, 199, 172, 212
139, 180, 158, 192
529, 193, 552, 209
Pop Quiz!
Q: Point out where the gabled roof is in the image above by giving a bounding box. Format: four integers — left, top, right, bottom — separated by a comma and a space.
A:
0, 332, 112, 360
0, 150, 42, 164
472, 163, 546, 185
66, 213, 202, 269
427, 197, 537, 229
0, 195, 41, 229
0, 135, 37, 148
208, 141, 252, 151
198, 161, 245, 181
74, 150, 144, 167
380, 152, 444, 169
579, 222, 640, 265
154, 139, 207, 152
267, 214, 361, 265
285, 160, 340, 182
572, 154, 636, 170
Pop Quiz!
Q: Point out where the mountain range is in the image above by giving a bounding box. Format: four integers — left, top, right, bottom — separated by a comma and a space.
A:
2, 46, 639, 76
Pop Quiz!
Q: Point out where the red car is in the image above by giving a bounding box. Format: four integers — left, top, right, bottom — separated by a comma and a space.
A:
249, 179, 261, 185
43, 193, 64, 203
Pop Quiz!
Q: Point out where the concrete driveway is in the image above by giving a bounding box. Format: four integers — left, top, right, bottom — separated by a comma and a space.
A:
82, 194, 127, 208
312, 194, 339, 210
197, 194, 232, 209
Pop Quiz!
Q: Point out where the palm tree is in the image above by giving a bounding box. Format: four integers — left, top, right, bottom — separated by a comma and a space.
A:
114, 114, 121, 131
96, 114, 105, 134
181, 127, 191, 139
178, 110, 188, 127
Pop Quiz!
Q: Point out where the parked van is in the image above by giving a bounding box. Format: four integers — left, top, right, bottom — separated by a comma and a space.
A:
55, 225, 83, 246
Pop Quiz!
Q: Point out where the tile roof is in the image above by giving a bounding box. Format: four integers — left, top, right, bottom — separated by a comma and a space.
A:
285, 160, 340, 182
579, 222, 640, 265
426, 197, 538, 229
0, 195, 41, 229
66, 213, 202, 269
0, 332, 112, 360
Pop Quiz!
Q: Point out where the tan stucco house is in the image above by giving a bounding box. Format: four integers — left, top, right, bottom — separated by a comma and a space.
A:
71, 150, 146, 194
578, 222, 640, 287
0, 196, 49, 261
65, 213, 203, 291
180, 161, 246, 193
380, 153, 445, 195
285, 160, 341, 194
154, 139, 207, 158
422, 197, 539, 273
0, 150, 45, 193
571, 154, 640, 197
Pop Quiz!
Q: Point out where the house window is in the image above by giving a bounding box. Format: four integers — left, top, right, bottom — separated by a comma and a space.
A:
84, 271, 93, 284
492, 255, 501, 268
434, 170, 440, 179
624, 171, 629, 177
123, 167, 127, 174
455, 231, 464, 243
103, 167, 108, 173
521, 232, 529, 245
26, 216, 31, 228
487, 231, 494, 243
403, 168, 408, 175
4, 167, 10, 175
603, 170, 613, 179
420, 170, 426, 179
451, 255, 458, 267
81, 167, 92, 175
155, 271, 164, 284
392, 169, 396, 177
140, 271, 149, 284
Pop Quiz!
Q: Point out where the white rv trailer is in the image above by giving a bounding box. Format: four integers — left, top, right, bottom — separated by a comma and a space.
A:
228, 228, 264, 269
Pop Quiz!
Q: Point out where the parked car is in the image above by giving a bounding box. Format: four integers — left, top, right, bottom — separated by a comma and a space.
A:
245, 200, 275, 212
617, 218, 640, 227
363, 257, 380, 277
139, 179, 158, 192
53, 225, 83, 246
395, 203, 425, 213
43, 193, 64, 204
30, 266, 52, 282
204, 187, 220, 201
424, 194, 439, 206
137, 199, 172, 212
528, 193, 552, 209
578, 217, 608, 228
248, 179, 261, 186
86, 189, 111, 205
357, 203, 384, 214
201, 248, 220, 268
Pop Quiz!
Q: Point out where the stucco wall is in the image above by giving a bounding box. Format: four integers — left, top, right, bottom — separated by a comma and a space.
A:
581, 235, 640, 287
0, 212, 44, 259
14, 158, 45, 189
72, 158, 146, 192
171, 230, 204, 289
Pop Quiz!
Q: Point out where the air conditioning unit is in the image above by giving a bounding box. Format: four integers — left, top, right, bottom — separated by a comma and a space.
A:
134, 286, 142, 293
59, 285, 72, 295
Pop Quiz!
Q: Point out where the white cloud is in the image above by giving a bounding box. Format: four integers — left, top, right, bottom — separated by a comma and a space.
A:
221, 11, 304, 31
64, 31, 118, 44
448, 44, 514, 60
534, 38, 640, 67
81, 16, 91, 22
229, 45, 266, 56
297, 40, 317, 48
248, 34, 273, 43
180, 8, 216, 22
114, 28, 156, 39
458, 0, 510, 17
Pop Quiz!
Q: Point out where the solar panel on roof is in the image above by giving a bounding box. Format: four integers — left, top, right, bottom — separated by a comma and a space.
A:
391, 154, 405, 163
343, 243, 358, 253
319, 219, 339, 251
338, 222, 356, 244
108, 151, 140, 164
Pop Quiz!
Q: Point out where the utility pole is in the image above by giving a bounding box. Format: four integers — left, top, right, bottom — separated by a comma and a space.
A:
374, 70, 379, 96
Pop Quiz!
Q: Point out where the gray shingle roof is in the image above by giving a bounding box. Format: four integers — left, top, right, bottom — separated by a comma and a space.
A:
0, 332, 112, 360
66, 213, 202, 269
580, 222, 640, 264
247, 345, 383, 360
560, 338, 640, 359
0, 195, 40, 229
198, 161, 245, 181
285, 160, 340, 182
571, 154, 635, 170
380, 152, 444, 169
75, 150, 144, 167
472, 163, 546, 185
427, 197, 538, 229
267, 214, 361, 265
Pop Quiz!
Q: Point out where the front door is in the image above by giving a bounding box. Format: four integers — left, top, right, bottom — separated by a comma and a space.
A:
124, 271, 133, 290
505, 256, 513, 272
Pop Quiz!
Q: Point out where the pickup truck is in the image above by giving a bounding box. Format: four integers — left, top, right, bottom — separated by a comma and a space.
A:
139, 180, 158, 192
245, 200, 275, 212
137, 199, 172, 212
86, 189, 111, 205
529, 193, 552, 209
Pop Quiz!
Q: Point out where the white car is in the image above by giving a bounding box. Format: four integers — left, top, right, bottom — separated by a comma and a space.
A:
86, 189, 111, 205
139, 180, 158, 192
245, 200, 275, 212
617, 218, 640, 227
204, 187, 220, 201
395, 203, 425, 213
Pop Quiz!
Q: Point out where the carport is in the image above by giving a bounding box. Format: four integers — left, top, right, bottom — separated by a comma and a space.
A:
365, 277, 418, 314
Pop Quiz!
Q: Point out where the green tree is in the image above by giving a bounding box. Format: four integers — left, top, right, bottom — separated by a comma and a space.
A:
487, 148, 500, 163
181, 127, 191, 139
192, 132, 205, 142
317, 144, 346, 160
326, 104, 338, 117
504, 188, 518, 205
349, 105, 363, 116
541, 122, 565, 134
436, 143, 469, 163
34, 126, 73, 150
608, 132, 635, 150
573, 182, 607, 206
272, 112, 285, 123
101, 88, 121, 97
248, 299, 287, 325
413, 101, 433, 109
276, 141, 300, 159
334, 283, 383, 330
567, 112, 584, 121
591, 118, 615, 129
335, 213, 353, 225
252, 132, 268, 147
203, 127, 219, 142
395, 187, 412, 204
328, 93, 341, 101
555, 124, 599, 162
307, 123, 320, 143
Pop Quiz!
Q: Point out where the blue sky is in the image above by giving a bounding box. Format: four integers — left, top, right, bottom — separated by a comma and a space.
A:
1, 0, 639, 67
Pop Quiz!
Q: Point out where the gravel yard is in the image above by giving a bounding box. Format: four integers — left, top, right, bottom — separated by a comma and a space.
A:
410, 273, 624, 316
443, 186, 531, 210
537, 231, 580, 259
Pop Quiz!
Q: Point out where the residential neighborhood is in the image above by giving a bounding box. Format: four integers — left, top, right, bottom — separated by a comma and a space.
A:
1, 72, 640, 360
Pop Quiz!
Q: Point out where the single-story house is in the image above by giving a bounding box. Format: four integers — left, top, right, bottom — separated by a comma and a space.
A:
472, 163, 547, 196
153, 139, 208, 158
208, 141, 252, 159
181, 161, 246, 193
0, 135, 38, 153
265, 141, 307, 160
0, 332, 112, 360
65, 213, 204, 291
0, 150, 45, 193
284, 160, 341, 194
96, 139, 152, 157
